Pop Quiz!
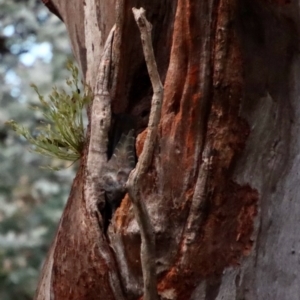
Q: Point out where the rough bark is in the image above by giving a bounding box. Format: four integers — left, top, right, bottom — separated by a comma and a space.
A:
37, 0, 300, 299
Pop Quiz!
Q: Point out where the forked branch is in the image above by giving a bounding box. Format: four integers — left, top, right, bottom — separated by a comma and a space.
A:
126, 7, 164, 300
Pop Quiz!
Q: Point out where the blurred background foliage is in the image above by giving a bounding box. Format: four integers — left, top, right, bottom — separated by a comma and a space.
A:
0, 0, 73, 299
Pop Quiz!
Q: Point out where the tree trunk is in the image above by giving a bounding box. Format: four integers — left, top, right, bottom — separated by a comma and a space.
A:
36, 0, 300, 299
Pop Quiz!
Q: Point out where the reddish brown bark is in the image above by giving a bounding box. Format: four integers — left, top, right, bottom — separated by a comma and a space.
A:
37, 0, 299, 299
112, 1, 258, 299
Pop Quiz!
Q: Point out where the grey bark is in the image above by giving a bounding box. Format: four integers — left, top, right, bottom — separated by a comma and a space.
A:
219, 3, 300, 300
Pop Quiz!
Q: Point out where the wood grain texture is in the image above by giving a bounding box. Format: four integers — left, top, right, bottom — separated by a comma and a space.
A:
36, 0, 300, 299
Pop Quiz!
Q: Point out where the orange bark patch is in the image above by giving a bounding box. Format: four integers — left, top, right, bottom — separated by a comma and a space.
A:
113, 194, 132, 230
156, 0, 259, 298
136, 128, 148, 157
196, 183, 258, 272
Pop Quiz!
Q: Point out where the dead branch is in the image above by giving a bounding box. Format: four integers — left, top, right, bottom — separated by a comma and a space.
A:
85, 26, 115, 217
126, 7, 164, 300
84, 26, 125, 300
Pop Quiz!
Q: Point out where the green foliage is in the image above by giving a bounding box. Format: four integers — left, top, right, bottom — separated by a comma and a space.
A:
0, 1, 74, 299
6, 62, 92, 164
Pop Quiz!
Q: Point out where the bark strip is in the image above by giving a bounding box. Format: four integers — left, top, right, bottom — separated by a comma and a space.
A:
84, 26, 125, 300
85, 26, 115, 219
180, 143, 213, 266
111, 0, 125, 100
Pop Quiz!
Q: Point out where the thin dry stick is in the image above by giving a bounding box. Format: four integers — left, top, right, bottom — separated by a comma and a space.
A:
127, 7, 164, 300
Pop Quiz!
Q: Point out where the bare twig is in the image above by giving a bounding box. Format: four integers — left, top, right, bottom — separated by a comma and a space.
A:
126, 7, 164, 300
132, 8, 163, 173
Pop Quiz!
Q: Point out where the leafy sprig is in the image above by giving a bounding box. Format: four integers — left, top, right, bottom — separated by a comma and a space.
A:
6, 62, 92, 164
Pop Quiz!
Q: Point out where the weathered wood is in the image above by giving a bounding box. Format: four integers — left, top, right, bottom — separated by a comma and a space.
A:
125, 8, 164, 300
38, 0, 300, 299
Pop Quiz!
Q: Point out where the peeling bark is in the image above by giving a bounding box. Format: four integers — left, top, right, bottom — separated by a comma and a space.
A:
38, 0, 300, 299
